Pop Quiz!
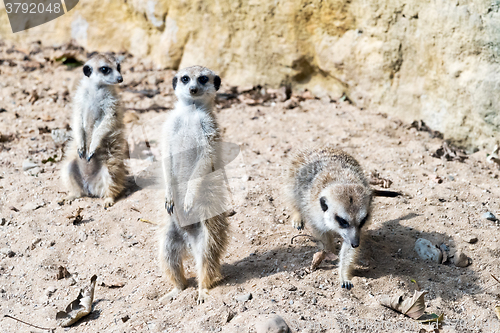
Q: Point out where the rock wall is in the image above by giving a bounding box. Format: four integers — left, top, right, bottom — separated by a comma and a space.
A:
1, 0, 499, 149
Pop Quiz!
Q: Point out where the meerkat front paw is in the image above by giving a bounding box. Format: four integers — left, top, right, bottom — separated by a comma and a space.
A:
197, 288, 209, 305
104, 197, 115, 208
165, 189, 174, 214
291, 211, 304, 230
77, 147, 85, 159
86, 150, 95, 162
159, 288, 183, 304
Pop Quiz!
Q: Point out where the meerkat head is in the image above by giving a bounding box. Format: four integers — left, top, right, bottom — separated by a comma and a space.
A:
82, 53, 123, 86
172, 65, 221, 106
318, 184, 372, 248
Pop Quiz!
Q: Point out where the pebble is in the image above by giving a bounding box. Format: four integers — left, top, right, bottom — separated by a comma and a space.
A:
0, 218, 6, 226
22, 160, 38, 171
287, 285, 297, 291
465, 235, 478, 244
482, 212, 497, 221
45, 286, 56, 297
414, 238, 442, 263
289, 300, 293, 305
51, 128, 71, 145
311, 297, 317, 304
454, 250, 471, 268
236, 293, 252, 302
0, 248, 15, 258
256, 315, 291, 333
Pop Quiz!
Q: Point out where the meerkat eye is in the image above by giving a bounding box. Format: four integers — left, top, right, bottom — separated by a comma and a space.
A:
99, 66, 111, 75
117, 63, 121, 72
319, 197, 328, 212
359, 214, 369, 228
198, 76, 209, 85
181, 75, 190, 84
335, 215, 349, 228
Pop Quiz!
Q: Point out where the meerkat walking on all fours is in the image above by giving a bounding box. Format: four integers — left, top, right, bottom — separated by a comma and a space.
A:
286, 146, 398, 290
61, 53, 127, 208
158, 65, 229, 304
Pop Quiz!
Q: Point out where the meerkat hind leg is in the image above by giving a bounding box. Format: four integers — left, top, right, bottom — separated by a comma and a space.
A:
62, 159, 84, 203
338, 241, 357, 290
159, 222, 188, 303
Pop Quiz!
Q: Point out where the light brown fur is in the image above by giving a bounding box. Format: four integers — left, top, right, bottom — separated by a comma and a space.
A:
286, 146, 372, 289
158, 66, 228, 304
61, 53, 127, 208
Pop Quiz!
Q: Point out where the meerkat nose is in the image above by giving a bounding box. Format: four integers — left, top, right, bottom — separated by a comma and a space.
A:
351, 242, 359, 248
117, 76, 123, 83
190, 87, 198, 95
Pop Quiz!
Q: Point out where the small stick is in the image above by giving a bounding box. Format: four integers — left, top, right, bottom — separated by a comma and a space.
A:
138, 218, 158, 225
4, 315, 55, 332
290, 234, 317, 244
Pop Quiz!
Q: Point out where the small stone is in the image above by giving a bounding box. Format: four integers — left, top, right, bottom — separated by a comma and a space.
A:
22, 160, 38, 171
0, 218, 6, 226
51, 128, 71, 145
311, 297, 317, 304
256, 315, 291, 333
77, 231, 87, 242
289, 300, 293, 305
454, 250, 471, 268
414, 238, 443, 263
287, 285, 297, 291
45, 286, 56, 297
236, 293, 252, 302
465, 236, 478, 244
482, 212, 497, 221
0, 248, 15, 258
121, 315, 130, 323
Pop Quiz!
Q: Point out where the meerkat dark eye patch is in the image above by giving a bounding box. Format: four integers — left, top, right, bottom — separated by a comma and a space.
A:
335, 215, 349, 228
198, 76, 209, 85
320, 196, 328, 212
172, 77, 178, 90
83, 65, 92, 77
359, 214, 370, 228
99, 66, 111, 75
214, 75, 221, 91
181, 75, 190, 84
117, 63, 121, 72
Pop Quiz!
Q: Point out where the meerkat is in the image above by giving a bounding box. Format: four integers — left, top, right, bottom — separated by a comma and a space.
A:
61, 53, 127, 208
158, 65, 229, 304
286, 146, 399, 290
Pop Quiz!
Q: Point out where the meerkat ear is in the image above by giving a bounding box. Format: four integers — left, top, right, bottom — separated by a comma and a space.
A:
214, 75, 221, 91
83, 65, 92, 77
172, 76, 178, 90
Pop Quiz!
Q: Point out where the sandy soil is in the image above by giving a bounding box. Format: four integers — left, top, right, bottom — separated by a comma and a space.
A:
0, 41, 500, 333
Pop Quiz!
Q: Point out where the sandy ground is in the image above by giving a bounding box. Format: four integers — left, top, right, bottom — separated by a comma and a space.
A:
0, 41, 500, 333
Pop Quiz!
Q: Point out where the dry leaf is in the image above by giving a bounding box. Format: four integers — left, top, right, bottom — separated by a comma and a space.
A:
310, 251, 338, 270
495, 305, 500, 320
380, 290, 427, 319
67, 207, 83, 225
56, 275, 97, 327
311, 251, 326, 270
100, 281, 125, 288
56, 266, 71, 280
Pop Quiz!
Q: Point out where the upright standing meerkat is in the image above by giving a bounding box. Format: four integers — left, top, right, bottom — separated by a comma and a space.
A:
286, 146, 398, 290
61, 53, 127, 208
159, 65, 229, 304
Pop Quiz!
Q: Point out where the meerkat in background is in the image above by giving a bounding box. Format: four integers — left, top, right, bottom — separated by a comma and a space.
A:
61, 53, 127, 208
159, 65, 229, 304
286, 146, 398, 290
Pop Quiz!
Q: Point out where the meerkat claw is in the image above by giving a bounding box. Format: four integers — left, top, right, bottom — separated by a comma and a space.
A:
341, 280, 353, 290
77, 148, 85, 159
